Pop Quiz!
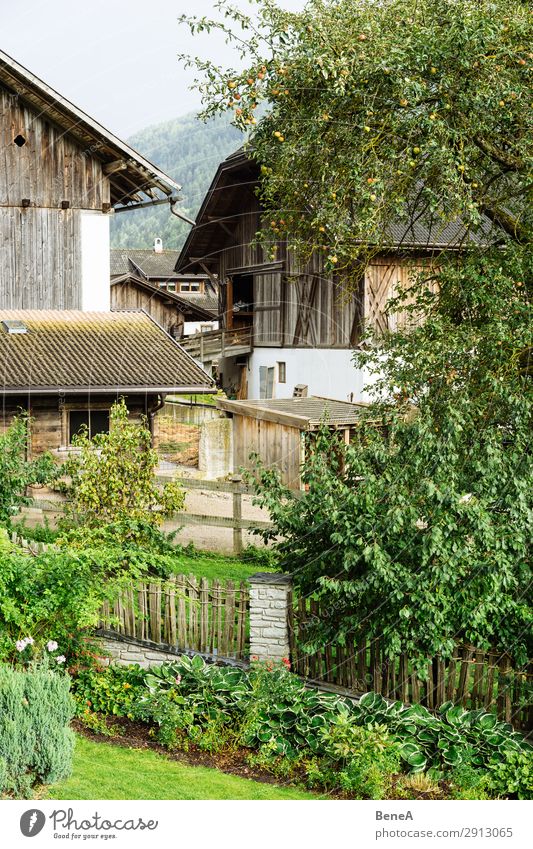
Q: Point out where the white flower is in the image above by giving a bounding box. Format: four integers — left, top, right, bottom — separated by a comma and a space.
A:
15, 640, 26, 652
415, 518, 428, 530
46, 640, 58, 652
25, 636, 34, 645
459, 493, 473, 504
55, 655, 66, 664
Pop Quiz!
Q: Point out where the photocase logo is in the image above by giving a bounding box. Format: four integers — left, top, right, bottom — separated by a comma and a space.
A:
20, 809, 46, 837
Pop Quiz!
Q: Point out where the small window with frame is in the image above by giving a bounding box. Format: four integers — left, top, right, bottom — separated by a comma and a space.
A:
69, 409, 110, 444
277, 361, 286, 383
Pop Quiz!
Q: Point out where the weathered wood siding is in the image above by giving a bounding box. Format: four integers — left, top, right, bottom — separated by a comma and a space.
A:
111, 280, 184, 334
0, 395, 155, 457
0, 86, 111, 309
233, 413, 302, 489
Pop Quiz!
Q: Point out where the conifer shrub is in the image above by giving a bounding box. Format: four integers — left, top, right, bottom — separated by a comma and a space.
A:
0, 663, 75, 796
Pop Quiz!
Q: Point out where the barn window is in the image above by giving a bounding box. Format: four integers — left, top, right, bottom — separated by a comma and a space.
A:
277, 361, 286, 383
69, 409, 110, 443
14, 134, 27, 147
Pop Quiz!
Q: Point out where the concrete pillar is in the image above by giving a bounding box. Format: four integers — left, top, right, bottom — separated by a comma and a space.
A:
249, 572, 292, 662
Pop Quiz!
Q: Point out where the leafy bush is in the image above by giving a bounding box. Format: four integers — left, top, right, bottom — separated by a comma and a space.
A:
485, 749, 533, 800
74, 657, 532, 798
0, 415, 57, 522
72, 665, 146, 720
0, 541, 161, 665
0, 662, 75, 796
60, 399, 184, 537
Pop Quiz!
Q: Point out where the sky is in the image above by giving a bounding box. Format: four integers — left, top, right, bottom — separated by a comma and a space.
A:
1, 0, 305, 139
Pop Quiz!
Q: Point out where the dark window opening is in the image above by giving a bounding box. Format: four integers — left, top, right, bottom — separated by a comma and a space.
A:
14, 134, 27, 147
69, 409, 110, 443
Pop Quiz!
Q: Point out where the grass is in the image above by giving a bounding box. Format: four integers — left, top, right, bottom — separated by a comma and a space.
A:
46, 736, 315, 800
171, 548, 274, 583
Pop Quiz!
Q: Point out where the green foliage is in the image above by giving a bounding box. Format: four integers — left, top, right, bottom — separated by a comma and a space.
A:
182, 0, 531, 266
61, 399, 184, 537
77, 655, 530, 797
313, 711, 400, 798
485, 748, 533, 800
0, 414, 57, 522
241, 544, 278, 569
72, 665, 146, 720
110, 113, 241, 249
0, 539, 164, 665
0, 662, 75, 796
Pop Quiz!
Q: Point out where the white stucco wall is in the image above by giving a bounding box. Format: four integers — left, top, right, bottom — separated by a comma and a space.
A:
80, 211, 110, 311
246, 348, 374, 402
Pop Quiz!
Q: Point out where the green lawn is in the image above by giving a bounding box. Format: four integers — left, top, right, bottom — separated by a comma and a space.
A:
172, 550, 273, 583
46, 736, 315, 801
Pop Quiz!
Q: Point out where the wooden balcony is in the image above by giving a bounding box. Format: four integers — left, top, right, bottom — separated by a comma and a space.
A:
179, 326, 253, 362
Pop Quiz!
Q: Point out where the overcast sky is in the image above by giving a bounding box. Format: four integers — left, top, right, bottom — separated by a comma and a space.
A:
1, 0, 304, 139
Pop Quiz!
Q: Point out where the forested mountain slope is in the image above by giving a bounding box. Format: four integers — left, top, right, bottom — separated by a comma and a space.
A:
111, 113, 241, 249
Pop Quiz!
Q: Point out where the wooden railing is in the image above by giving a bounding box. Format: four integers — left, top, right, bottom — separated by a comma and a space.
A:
180, 326, 253, 361
290, 596, 532, 730
100, 575, 249, 661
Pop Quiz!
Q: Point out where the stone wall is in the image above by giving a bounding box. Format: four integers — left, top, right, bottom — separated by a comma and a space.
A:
248, 572, 292, 662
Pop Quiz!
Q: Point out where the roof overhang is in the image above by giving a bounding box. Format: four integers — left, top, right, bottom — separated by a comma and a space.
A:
0, 49, 180, 206
2, 385, 213, 395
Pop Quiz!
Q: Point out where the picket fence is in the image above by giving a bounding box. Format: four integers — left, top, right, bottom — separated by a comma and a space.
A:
100, 575, 249, 661
289, 596, 532, 731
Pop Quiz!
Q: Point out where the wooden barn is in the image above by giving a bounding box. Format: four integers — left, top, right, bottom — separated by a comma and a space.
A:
0, 49, 196, 312
110, 272, 215, 338
176, 149, 483, 402
0, 310, 212, 455
0, 49, 213, 451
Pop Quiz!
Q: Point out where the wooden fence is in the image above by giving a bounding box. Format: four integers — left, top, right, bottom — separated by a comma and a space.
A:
290, 596, 532, 731
157, 475, 273, 555
100, 575, 249, 661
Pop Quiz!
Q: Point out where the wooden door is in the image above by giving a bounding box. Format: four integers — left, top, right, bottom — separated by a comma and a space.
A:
253, 271, 282, 346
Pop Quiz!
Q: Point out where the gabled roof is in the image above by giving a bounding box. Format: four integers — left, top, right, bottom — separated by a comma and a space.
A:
112, 249, 183, 279
0, 49, 180, 207
110, 274, 215, 321
176, 149, 502, 272
0, 310, 213, 394
175, 150, 258, 273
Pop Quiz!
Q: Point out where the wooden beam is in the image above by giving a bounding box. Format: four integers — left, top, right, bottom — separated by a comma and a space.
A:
103, 159, 128, 175
216, 398, 311, 430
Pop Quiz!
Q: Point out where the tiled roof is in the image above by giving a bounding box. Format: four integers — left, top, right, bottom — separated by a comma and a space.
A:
111, 249, 181, 279
182, 293, 218, 315
0, 310, 213, 393
217, 396, 368, 428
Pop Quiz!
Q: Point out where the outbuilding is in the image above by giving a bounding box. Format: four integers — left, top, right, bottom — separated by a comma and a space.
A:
216, 395, 368, 489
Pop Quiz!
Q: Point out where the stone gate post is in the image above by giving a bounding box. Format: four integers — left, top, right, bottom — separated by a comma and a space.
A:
248, 572, 292, 662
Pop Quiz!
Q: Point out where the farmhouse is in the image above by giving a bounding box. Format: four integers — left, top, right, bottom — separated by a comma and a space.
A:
110, 244, 218, 336
176, 149, 485, 402
0, 49, 213, 448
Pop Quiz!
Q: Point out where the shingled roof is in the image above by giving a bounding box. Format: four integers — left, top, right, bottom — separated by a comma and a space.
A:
0, 310, 213, 394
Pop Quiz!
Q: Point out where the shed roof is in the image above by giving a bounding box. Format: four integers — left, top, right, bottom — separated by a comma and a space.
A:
111, 249, 183, 279
0, 310, 213, 394
216, 396, 368, 430
0, 49, 180, 207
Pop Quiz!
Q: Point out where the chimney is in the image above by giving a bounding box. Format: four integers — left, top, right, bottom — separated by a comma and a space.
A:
153, 237, 163, 254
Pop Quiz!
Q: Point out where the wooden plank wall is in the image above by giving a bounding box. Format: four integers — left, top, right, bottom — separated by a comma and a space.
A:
111, 280, 183, 334
0, 89, 109, 210
233, 414, 302, 489
0, 86, 110, 309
